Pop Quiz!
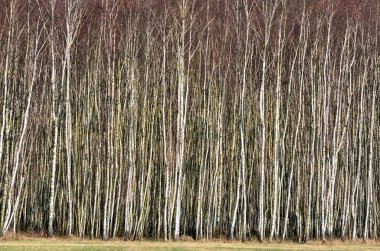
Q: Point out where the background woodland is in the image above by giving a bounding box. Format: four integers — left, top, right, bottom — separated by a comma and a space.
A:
0, 0, 379, 242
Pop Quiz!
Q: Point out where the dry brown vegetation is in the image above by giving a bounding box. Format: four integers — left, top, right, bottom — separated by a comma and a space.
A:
0, 236, 380, 251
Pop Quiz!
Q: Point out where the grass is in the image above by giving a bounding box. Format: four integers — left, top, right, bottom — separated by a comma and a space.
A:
0, 237, 379, 251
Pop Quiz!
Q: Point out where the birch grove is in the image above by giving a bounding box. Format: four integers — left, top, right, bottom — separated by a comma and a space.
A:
0, 0, 380, 242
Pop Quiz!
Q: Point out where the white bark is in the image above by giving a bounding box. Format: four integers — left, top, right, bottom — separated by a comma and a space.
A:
2, 21, 41, 235
174, 1, 188, 239
364, 70, 376, 240
48, 0, 58, 237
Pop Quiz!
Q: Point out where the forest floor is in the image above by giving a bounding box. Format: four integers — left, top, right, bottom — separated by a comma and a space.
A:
0, 236, 379, 251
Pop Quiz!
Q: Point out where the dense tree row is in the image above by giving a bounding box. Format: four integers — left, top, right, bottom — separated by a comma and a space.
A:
0, 0, 379, 242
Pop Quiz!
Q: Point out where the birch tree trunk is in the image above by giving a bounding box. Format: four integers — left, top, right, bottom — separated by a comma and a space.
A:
174, 0, 188, 240
2, 15, 41, 235
63, 0, 82, 235
48, 0, 59, 237
270, 4, 285, 240
364, 73, 376, 240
